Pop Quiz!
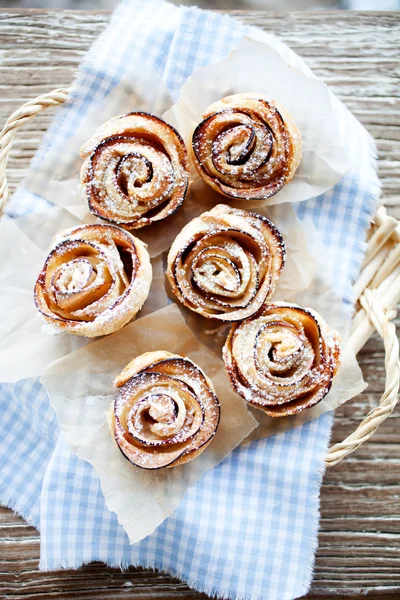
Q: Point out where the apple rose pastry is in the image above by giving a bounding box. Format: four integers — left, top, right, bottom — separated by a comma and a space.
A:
34, 224, 152, 337
223, 303, 341, 417
111, 351, 220, 469
80, 112, 189, 229
192, 93, 301, 200
167, 204, 285, 321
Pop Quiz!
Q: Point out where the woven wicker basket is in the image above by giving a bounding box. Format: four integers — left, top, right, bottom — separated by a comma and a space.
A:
1, 88, 399, 466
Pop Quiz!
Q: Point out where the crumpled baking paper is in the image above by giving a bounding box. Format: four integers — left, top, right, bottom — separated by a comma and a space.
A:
41, 304, 258, 543
165, 33, 358, 208
23, 31, 358, 256
0, 208, 168, 383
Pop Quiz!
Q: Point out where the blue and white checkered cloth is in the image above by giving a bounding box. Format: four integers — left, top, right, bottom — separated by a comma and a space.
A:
0, 2, 380, 599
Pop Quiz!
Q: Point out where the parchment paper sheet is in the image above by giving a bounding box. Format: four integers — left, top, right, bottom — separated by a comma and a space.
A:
24, 31, 358, 256
41, 304, 258, 544
164, 33, 358, 208
0, 209, 168, 383
0, 209, 86, 382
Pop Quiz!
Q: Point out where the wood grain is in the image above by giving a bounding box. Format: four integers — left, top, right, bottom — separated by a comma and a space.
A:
0, 9, 399, 600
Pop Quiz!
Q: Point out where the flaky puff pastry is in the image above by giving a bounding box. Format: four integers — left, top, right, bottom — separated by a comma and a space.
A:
192, 93, 302, 201
34, 223, 152, 337
111, 351, 220, 469
223, 302, 341, 417
167, 204, 285, 321
80, 112, 189, 230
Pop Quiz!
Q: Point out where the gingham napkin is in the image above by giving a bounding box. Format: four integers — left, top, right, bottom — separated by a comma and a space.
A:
0, 1, 379, 599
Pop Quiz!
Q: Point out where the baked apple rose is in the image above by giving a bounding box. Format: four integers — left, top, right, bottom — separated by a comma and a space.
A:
111, 351, 220, 469
34, 223, 152, 337
167, 204, 285, 321
192, 93, 301, 200
80, 112, 189, 230
223, 302, 341, 417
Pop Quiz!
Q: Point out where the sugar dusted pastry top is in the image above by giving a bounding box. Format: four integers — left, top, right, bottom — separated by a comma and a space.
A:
111, 351, 220, 469
223, 302, 341, 417
192, 93, 302, 201
167, 204, 285, 321
80, 112, 189, 230
34, 223, 152, 337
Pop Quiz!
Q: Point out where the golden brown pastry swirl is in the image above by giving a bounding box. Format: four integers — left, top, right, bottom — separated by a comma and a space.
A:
167, 204, 285, 321
223, 302, 341, 417
112, 351, 220, 469
192, 94, 301, 200
34, 223, 152, 337
80, 112, 189, 229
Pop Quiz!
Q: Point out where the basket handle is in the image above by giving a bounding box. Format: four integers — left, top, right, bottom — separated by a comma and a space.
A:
326, 291, 399, 465
1, 89, 399, 466
0, 88, 70, 215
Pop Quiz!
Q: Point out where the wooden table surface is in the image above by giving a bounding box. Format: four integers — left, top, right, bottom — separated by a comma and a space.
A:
0, 9, 399, 600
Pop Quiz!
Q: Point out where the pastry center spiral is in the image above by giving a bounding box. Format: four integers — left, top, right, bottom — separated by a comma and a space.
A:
81, 112, 189, 229
118, 373, 204, 448
128, 393, 190, 443
254, 322, 313, 383
191, 238, 255, 300
191, 95, 302, 201
44, 241, 123, 320
54, 258, 95, 293
223, 303, 341, 417
116, 152, 154, 193
113, 354, 220, 469
211, 117, 273, 176
34, 223, 152, 337
167, 205, 285, 321
97, 139, 174, 211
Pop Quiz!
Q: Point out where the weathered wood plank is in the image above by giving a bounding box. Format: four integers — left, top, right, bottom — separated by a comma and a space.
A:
0, 9, 399, 216
0, 9, 399, 600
